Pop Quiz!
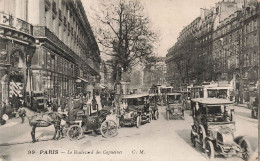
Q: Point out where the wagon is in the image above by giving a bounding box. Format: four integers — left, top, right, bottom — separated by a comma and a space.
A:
65, 104, 118, 140
119, 94, 152, 127
190, 98, 243, 160
166, 93, 184, 120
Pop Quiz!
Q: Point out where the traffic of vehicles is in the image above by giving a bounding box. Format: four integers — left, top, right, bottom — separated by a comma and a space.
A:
7, 81, 258, 161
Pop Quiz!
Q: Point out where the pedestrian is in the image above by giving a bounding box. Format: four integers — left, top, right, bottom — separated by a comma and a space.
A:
0, 101, 7, 125
100, 89, 106, 108
10, 94, 17, 110
20, 102, 26, 123
60, 96, 66, 112
253, 97, 258, 107
92, 91, 97, 110
52, 99, 58, 112
31, 97, 39, 112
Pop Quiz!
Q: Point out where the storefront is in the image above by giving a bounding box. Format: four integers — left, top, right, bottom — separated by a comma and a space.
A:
0, 38, 35, 104
30, 46, 78, 102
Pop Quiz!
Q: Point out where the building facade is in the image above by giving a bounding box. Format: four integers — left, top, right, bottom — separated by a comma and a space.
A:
0, 0, 100, 104
166, 0, 259, 101
166, 17, 200, 89
143, 57, 167, 91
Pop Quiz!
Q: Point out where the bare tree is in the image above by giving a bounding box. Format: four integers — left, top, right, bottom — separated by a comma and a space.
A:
93, 0, 158, 75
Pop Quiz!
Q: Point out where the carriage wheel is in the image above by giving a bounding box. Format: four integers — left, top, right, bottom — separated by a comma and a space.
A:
190, 131, 196, 147
136, 116, 141, 128
100, 120, 118, 138
205, 140, 215, 160
67, 125, 83, 140
154, 110, 159, 120
241, 140, 250, 161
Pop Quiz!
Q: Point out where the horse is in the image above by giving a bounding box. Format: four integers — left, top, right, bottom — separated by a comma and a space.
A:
16, 107, 66, 143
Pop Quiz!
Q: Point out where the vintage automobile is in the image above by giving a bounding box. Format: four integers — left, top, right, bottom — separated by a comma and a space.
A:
190, 98, 242, 160
65, 104, 118, 140
149, 94, 159, 120
160, 86, 174, 106
166, 93, 184, 120
119, 94, 152, 127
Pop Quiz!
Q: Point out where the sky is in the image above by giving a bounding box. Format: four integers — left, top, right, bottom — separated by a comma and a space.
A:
82, 0, 221, 58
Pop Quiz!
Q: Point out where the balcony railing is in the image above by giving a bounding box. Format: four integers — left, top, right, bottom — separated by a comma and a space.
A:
52, 1, 57, 15
33, 26, 100, 75
0, 12, 33, 35
33, 26, 77, 60
59, 9, 62, 21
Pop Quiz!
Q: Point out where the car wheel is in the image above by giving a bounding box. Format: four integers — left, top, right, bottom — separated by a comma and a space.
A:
190, 131, 196, 147
136, 116, 141, 128
67, 125, 83, 140
154, 110, 159, 120
205, 140, 215, 160
166, 111, 169, 120
240, 140, 250, 161
148, 114, 151, 123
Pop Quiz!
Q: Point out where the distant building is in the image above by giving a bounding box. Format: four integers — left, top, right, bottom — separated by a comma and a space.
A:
166, 0, 258, 100
143, 57, 167, 92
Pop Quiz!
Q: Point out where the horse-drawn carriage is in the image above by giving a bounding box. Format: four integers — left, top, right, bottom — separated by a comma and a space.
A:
119, 94, 152, 127
65, 104, 118, 140
190, 98, 246, 160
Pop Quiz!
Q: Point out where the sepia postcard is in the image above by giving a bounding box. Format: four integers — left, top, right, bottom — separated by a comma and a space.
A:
0, 0, 259, 161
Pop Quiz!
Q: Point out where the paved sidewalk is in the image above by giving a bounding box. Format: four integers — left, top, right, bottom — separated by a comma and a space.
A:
234, 103, 249, 108
230, 103, 258, 124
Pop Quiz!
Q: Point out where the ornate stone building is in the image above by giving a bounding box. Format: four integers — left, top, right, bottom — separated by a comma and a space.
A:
166, 0, 258, 98
143, 57, 167, 92
0, 0, 100, 105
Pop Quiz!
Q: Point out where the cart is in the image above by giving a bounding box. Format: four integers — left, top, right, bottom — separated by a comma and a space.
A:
66, 104, 118, 140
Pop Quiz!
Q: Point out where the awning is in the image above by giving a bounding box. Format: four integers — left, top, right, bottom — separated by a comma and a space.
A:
76, 77, 88, 83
